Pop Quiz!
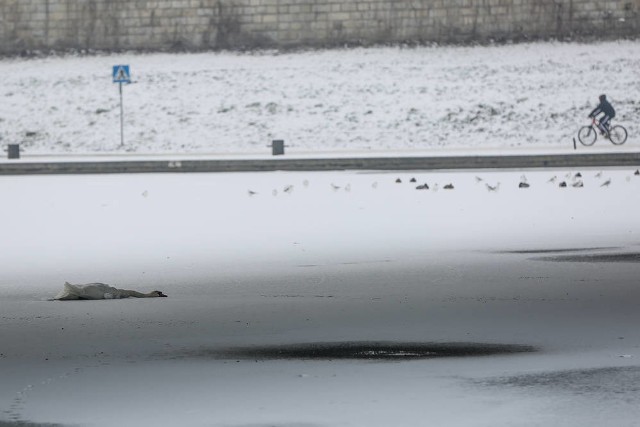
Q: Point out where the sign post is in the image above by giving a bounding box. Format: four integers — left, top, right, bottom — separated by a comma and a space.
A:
112, 65, 131, 148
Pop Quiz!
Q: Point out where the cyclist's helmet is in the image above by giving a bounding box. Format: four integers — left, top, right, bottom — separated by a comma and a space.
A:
599, 94, 607, 102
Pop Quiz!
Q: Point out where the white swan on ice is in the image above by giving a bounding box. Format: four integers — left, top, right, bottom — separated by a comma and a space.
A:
53, 282, 167, 300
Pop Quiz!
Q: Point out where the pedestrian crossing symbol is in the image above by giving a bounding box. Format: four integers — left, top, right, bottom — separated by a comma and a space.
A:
112, 65, 131, 83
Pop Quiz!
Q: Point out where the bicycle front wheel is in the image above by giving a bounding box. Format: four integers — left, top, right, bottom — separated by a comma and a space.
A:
578, 126, 597, 146
609, 125, 628, 145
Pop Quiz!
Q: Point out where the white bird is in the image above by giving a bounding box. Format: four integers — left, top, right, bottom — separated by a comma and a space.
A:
486, 182, 500, 192
547, 175, 557, 183
431, 183, 439, 192
248, 190, 258, 196
345, 184, 351, 192
303, 180, 309, 187
142, 190, 149, 197
572, 180, 584, 188
272, 189, 278, 196
475, 176, 483, 183
284, 185, 294, 193
600, 179, 611, 187
53, 282, 167, 300
371, 182, 378, 189
331, 183, 341, 191
594, 171, 603, 178
519, 175, 529, 188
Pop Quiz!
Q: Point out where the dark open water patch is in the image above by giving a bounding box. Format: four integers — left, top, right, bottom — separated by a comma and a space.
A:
496, 246, 620, 255
185, 341, 536, 361
481, 366, 640, 399
0, 422, 69, 427
493, 246, 640, 263
533, 252, 640, 263
221, 424, 320, 427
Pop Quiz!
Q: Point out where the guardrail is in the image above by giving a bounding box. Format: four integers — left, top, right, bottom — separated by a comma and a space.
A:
1, 152, 639, 175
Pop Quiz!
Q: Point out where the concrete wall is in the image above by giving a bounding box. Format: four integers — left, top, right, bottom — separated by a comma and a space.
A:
1, 0, 639, 54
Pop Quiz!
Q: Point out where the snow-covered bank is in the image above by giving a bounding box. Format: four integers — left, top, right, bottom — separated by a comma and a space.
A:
1, 41, 638, 155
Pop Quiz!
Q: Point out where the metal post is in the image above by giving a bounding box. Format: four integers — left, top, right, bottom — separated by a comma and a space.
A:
119, 82, 124, 147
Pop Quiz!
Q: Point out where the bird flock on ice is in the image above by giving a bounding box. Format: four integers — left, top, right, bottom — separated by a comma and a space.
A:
246, 169, 640, 196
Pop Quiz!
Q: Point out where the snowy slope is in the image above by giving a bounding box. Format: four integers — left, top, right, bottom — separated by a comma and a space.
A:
1, 40, 638, 155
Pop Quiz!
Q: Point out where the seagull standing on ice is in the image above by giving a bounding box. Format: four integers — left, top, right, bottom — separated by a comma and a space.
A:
600, 179, 611, 187
485, 182, 500, 192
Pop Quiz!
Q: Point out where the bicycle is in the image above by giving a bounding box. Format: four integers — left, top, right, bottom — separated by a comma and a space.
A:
577, 117, 627, 146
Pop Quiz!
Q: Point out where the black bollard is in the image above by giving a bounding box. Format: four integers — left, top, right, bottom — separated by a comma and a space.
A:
272, 140, 285, 156
7, 144, 19, 159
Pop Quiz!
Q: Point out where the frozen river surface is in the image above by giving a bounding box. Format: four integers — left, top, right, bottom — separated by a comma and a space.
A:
1, 167, 640, 426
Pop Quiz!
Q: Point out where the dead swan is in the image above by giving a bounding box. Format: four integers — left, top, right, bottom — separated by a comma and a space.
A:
54, 282, 167, 300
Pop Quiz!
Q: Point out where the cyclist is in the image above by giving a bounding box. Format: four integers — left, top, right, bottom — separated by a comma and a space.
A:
588, 94, 615, 136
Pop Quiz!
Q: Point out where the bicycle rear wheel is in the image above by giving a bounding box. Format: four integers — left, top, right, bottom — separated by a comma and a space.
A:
609, 125, 627, 145
578, 126, 597, 146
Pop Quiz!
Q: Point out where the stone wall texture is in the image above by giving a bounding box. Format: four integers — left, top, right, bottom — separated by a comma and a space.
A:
1, 0, 639, 53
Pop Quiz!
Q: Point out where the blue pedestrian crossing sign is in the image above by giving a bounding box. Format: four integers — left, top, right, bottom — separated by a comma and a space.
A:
113, 65, 131, 147
112, 65, 131, 83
